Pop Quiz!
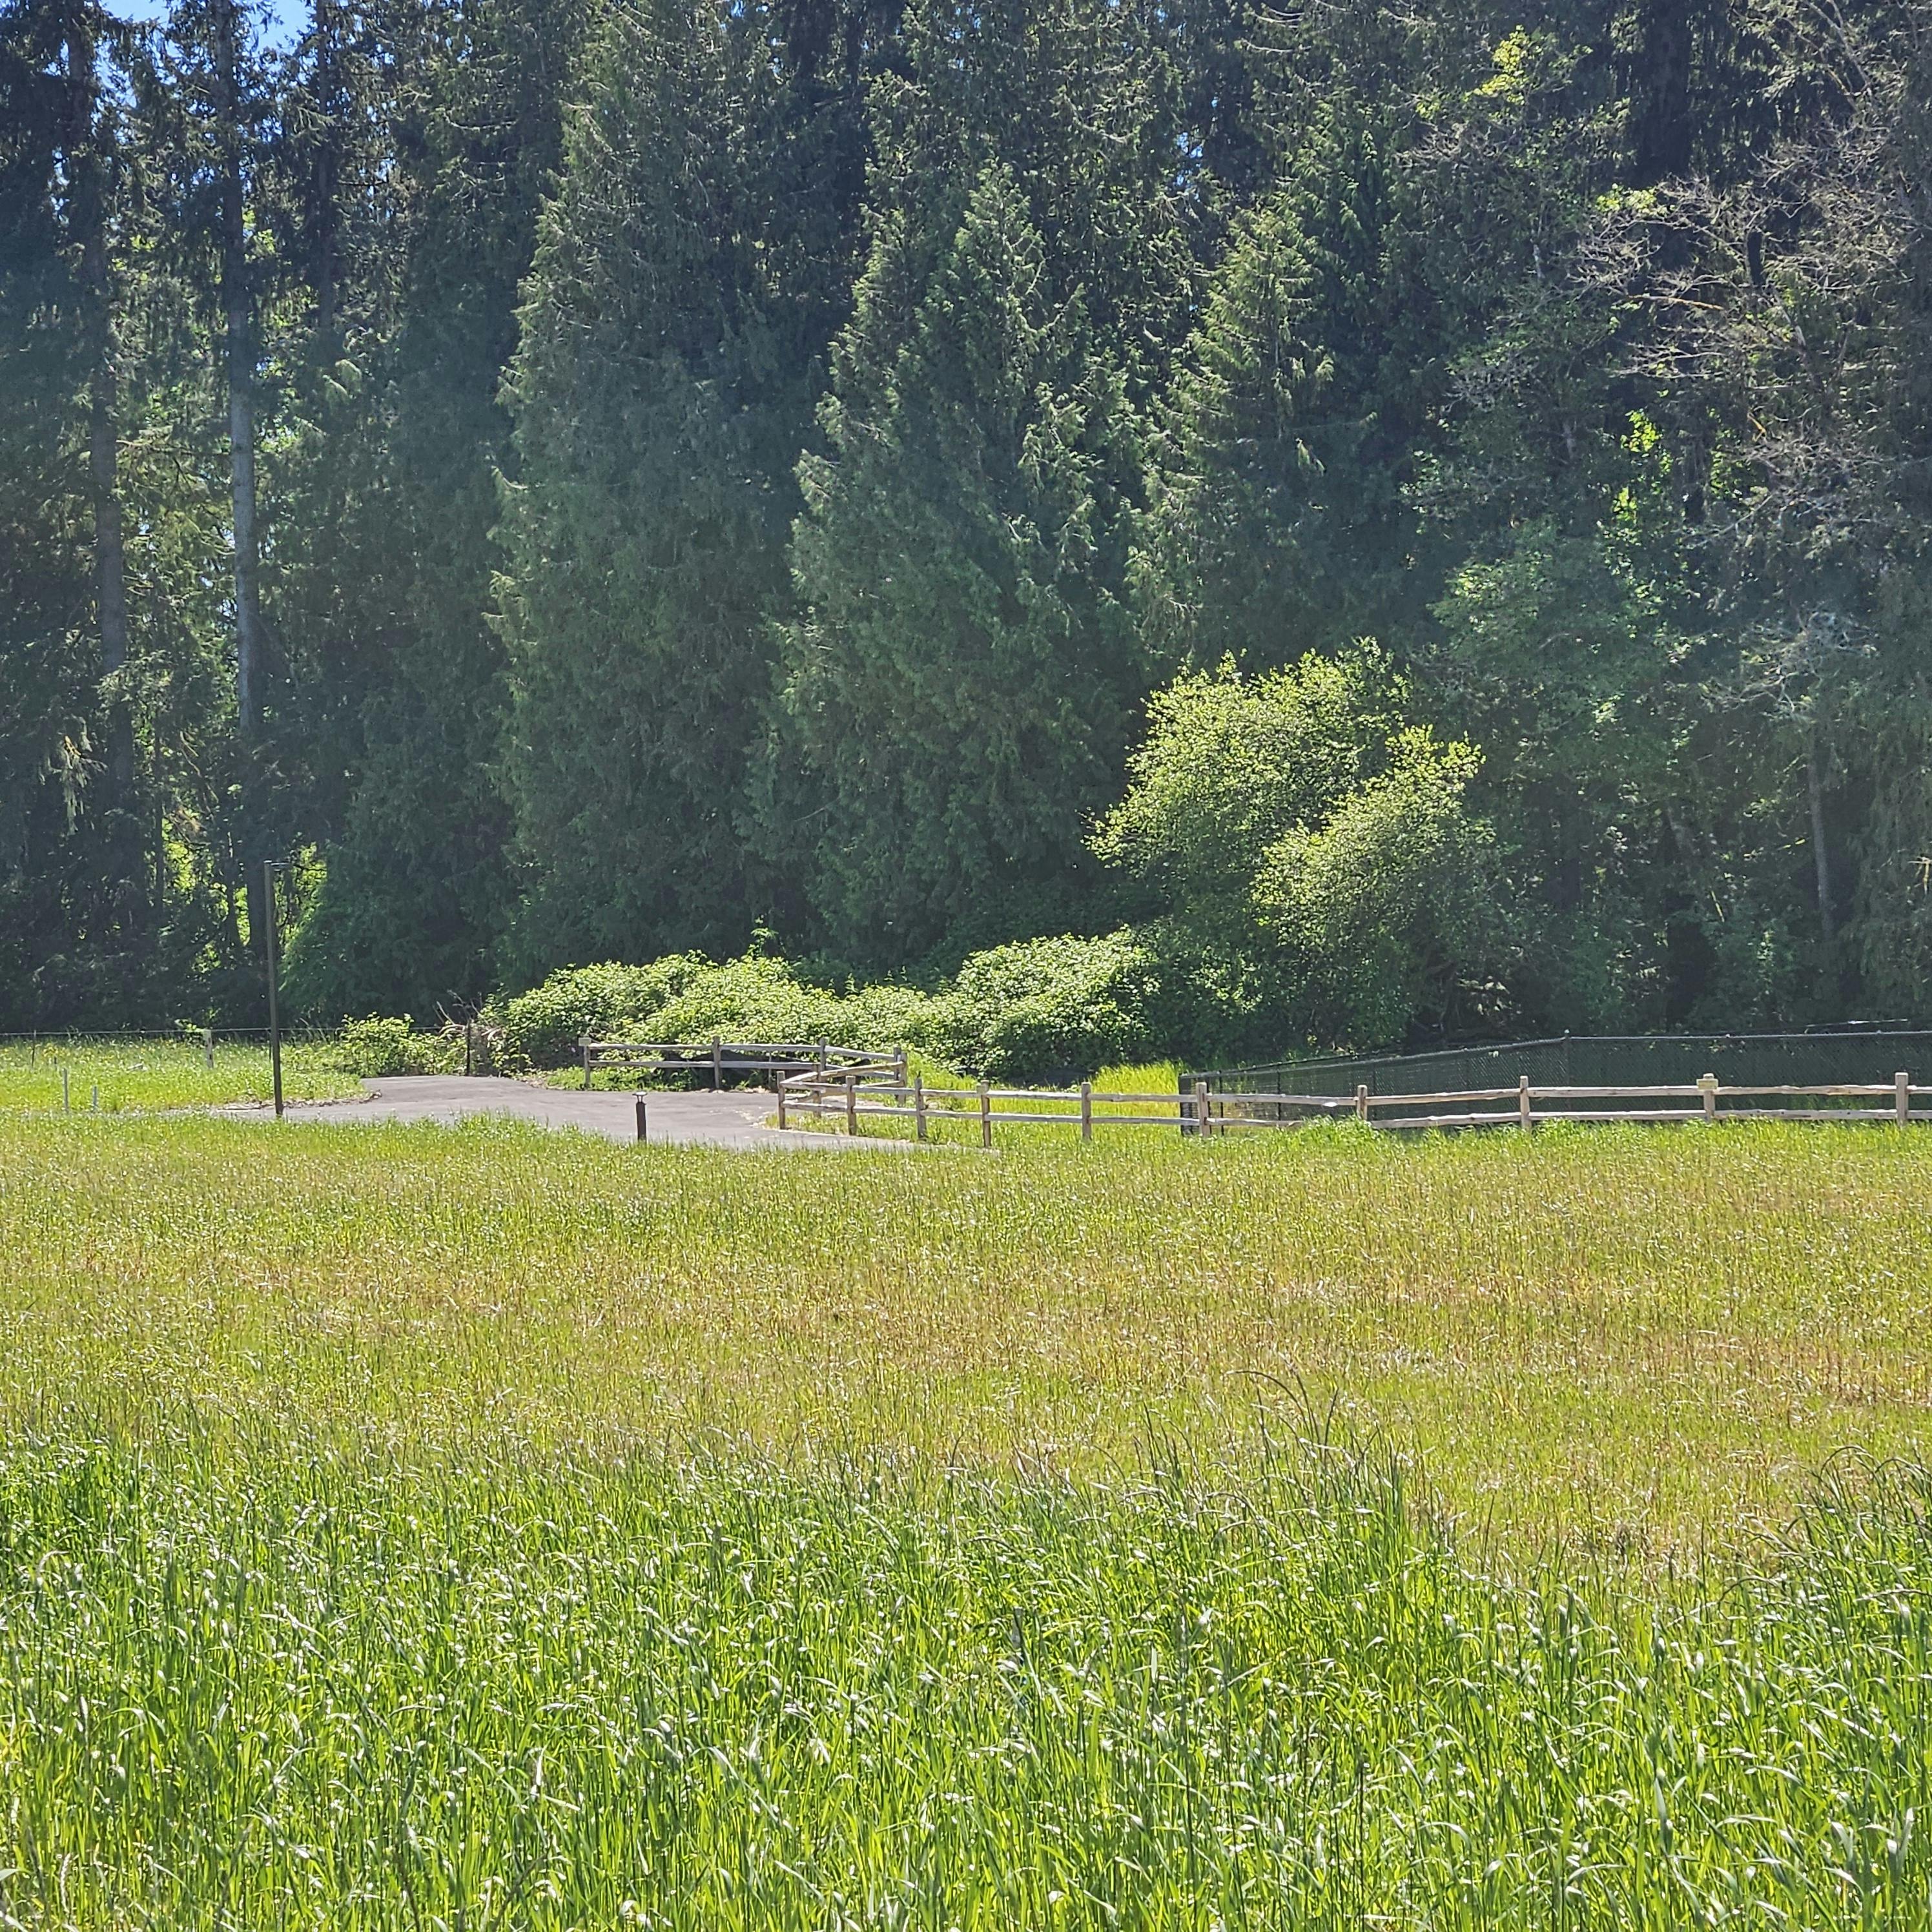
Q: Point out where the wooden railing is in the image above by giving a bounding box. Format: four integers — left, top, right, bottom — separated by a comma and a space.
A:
1231, 1073, 1927, 1131
775, 1067, 1930, 1143
779, 1068, 1199, 1143
581, 1037, 902, 1091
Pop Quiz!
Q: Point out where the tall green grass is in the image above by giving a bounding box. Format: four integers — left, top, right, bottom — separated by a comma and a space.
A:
3, 1424, 1929, 1928
5, 1113, 1931, 1925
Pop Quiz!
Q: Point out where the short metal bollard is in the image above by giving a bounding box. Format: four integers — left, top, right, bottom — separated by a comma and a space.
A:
635, 1098, 648, 1144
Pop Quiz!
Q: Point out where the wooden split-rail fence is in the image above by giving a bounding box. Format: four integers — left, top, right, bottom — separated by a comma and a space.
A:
773, 1065, 1932, 1145
777, 1069, 1192, 1146
579, 1036, 903, 1091
579, 1040, 1932, 1142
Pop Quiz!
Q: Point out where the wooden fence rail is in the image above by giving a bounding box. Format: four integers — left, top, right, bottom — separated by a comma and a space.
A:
774, 1066, 1929, 1145
582, 1037, 903, 1091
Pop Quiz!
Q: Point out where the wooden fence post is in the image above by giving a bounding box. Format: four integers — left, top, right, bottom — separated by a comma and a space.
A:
777, 1078, 788, 1129
1355, 1083, 1369, 1125
203, 1026, 214, 1071
914, 1073, 927, 1142
582, 1035, 593, 1091
1195, 1079, 1212, 1139
1700, 1073, 1718, 1122
1898, 1069, 1911, 1126
1518, 1075, 1532, 1129
1080, 1080, 1093, 1143
845, 1072, 858, 1135
712, 1036, 723, 1090
635, 1098, 647, 1143
979, 1080, 992, 1149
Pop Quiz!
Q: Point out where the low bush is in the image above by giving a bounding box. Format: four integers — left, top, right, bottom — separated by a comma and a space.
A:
496, 958, 708, 1069
334, 1016, 462, 1078
653, 957, 937, 1053
504, 954, 939, 1071
931, 932, 1158, 1083
504, 939, 1174, 1085
653, 956, 838, 1047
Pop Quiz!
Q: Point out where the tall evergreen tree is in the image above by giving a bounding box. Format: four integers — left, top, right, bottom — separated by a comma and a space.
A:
769, 0, 1208, 965
0, 0, 170, 1020
145, 0, 281, 956
64, 3, 132, 826
867, 0, 1198, 406
496, 0, 889, 977
1135, 105, 1403, 671
282, 0, 594, 1016
0, 0, 98, 1018
782, 163, 1146, 961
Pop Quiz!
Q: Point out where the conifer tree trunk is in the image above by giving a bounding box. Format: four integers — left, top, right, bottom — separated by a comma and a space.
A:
1628, 0, 1694, 185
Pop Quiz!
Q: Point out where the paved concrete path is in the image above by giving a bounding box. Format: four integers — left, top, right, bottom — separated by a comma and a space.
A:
262, 1075, 881, 1150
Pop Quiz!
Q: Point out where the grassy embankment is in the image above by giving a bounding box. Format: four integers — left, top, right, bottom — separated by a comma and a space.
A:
3, 1113, 1931, 1924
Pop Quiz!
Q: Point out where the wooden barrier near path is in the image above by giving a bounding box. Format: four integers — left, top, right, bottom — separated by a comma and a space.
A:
582, 1036, 902, 1091
777, 1070, 1196, 1138
776, 1066, 1929, 1144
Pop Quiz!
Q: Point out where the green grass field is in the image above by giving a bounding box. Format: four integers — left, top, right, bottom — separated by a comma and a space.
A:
4, 1112, 1931, 1925
0, 1036, 362, 1112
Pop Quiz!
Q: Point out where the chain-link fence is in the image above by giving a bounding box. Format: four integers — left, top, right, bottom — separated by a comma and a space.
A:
1189, 1029, 1932, 1102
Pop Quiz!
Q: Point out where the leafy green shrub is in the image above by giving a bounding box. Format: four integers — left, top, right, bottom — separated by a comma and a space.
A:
648, 956, 823, 1045
333, 1016, 462, 1078
500, 954, 939, 1072
497, 958, 707, 1069
502, 942, 1180, 1086
1091, 653, 1386, 957
1258, 729, 1492, 1049
930, 933, 1158, 1082
840, 980, 937, 1053
651, 956, 936, 1052
1094, 654, 1494, 1052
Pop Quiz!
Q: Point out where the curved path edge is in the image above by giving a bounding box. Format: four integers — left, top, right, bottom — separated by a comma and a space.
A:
238, 1075, 901, 1151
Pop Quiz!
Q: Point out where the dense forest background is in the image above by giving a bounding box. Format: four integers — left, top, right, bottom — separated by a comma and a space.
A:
4, 0, 1930, 1058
